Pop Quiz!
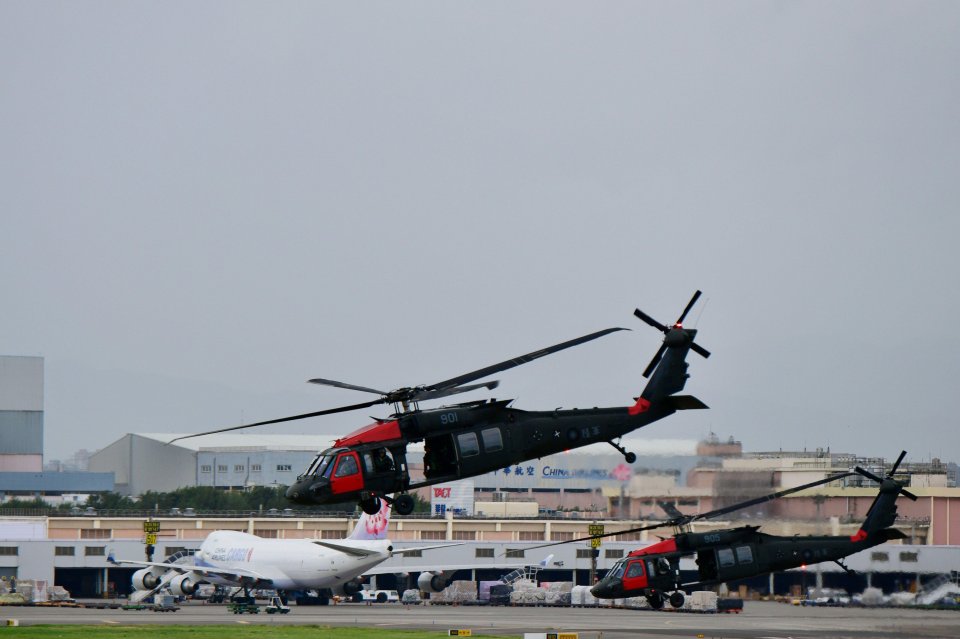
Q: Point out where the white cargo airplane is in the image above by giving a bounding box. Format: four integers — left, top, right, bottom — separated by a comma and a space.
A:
110, 501, 537, 603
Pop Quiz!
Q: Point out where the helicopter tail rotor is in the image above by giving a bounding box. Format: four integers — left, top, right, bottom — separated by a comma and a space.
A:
851, 450, 915, 540
636, 290, 711, 379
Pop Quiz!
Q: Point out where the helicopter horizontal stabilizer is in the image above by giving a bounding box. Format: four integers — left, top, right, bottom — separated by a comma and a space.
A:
664, 395, 709, 410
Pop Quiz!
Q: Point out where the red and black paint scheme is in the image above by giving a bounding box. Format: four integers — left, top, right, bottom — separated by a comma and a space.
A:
557, 452, 915, 610
173, 292, 712, 516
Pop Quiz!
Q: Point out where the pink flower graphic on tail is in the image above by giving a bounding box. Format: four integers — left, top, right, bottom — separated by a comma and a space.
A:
348, 499, 391, 540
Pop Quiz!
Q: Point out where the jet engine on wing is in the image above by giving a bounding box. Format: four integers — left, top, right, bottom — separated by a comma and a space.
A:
132, 567, 165, 591
168, 572, 203, 596
417, 571, 450, 593
332, 579, 364, 597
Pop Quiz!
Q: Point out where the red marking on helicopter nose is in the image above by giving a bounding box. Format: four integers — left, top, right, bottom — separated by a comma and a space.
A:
850, 529, 868, 542
628, 397, 651, 416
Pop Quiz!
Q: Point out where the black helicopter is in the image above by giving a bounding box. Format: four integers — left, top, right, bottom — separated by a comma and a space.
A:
173, 291, 711, 516
535, 451, 916, 610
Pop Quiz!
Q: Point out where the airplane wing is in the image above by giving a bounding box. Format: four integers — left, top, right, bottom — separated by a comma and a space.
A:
310, 540, 466, 558
311, 540, 382, 557
362, 562, 528, 576
391, 542, 465, 555
109, 555, 268, 583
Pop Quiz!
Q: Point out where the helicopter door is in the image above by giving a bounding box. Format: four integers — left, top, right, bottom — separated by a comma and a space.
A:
424, 434, 457, 480
621, 559, 649, 591
329, 451, 363, 495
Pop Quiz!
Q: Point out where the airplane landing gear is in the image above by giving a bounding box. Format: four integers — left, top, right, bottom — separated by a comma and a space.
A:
669, 591, 685, 608
608, 440, 637, 464
647, 591, 664, 609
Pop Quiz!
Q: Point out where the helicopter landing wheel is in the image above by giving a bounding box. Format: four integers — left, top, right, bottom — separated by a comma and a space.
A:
608, 440, 636, 464
360, 496, 382, 515
647, 592, 664, 610
394, 494, 415, 516
669, 591, 685, 608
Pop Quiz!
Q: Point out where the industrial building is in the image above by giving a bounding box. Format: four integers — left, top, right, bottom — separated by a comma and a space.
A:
87, 433, 340, 495
0, 356, 113, 503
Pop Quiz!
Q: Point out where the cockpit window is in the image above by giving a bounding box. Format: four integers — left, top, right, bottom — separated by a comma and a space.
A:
611, 560, 627, 579
625, 561, 645, 578
309, 455, 334, 477
306, 455, 324, 476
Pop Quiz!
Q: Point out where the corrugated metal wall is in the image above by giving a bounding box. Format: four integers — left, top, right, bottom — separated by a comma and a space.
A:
0, 356, 43, 458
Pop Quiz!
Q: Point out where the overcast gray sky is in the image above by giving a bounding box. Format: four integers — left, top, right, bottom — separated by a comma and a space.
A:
2, 2, 958, 464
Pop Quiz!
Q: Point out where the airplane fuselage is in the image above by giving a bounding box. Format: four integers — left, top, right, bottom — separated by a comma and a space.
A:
193, 530, 390, 590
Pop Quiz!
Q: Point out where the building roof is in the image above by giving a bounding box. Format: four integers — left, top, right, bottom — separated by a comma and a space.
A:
0, 471, 114, 493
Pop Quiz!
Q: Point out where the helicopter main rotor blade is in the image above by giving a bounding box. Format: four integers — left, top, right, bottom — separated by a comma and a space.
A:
424, 327, 628, 393
684, 471, 855, 524
523, 471, 856, 552
168, 398, 386, 444
307, 378, 391, 396
414, 381, 500, 402
521, 520, 675, 552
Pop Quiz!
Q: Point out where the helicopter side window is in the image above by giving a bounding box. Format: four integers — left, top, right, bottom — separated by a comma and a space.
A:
717, 547, 736, 568
334, 455, 359, 478
362, 452, 376, 474
372, 448, 394, 472
481, 427, 503, 452
656, 557, 671, 575
735, 545, 753, 565
625, 561, 645, 578
457, 432, 480, 457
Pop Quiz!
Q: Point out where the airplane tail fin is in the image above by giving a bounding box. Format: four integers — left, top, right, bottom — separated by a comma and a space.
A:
348, 498, 392, 540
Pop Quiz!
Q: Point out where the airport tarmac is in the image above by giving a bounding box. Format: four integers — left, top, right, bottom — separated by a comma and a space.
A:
2, 601, 958, 639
